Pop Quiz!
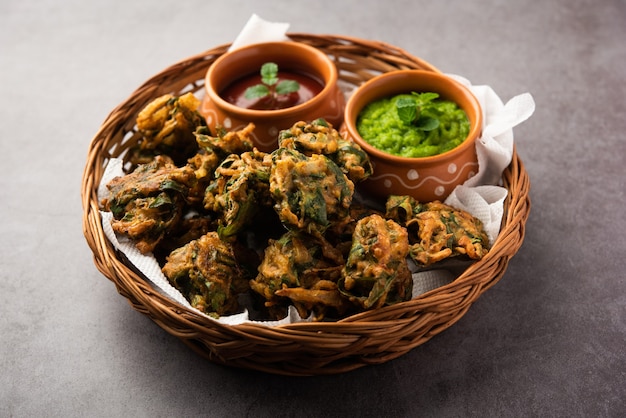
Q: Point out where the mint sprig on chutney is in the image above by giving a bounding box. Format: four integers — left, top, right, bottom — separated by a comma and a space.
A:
395, 92, 440, 131
357, 91, 470, 158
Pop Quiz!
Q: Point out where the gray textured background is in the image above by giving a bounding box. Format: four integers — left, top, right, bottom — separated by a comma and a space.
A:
2, 0, 625, 416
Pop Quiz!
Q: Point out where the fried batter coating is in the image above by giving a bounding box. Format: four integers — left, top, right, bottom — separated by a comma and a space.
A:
270, 147, 354, 234
386, 196, 490, 266
250, 230, 348, 320
185, 150, 221, 206
324, 203, 384, 257
274, 279, 353, 321
332, 136, 374, 183
203, 148, 272, 240
101, 155, 197, 254
195, 122, 255, 156
187, 151, 220, 179
278, 118, 373, 183
186, 123, 258, 208
130, 93, 207, 166
162, 232, 247, 316
278, 118, 340, 155
384, 194, 425, 225
153, 214, 215, 261
339, 214, 413, 309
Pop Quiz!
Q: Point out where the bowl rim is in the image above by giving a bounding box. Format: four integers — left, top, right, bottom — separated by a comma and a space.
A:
343, 69, 483, 165
205, 41, 339, 119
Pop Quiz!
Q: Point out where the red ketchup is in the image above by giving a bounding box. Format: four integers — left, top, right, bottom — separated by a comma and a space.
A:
220, 71, 324, 110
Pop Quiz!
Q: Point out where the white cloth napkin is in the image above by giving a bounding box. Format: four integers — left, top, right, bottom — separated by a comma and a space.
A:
98, 15, 534, 325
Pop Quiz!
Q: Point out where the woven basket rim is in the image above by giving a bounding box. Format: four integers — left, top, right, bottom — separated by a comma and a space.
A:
81, 33, 530, 375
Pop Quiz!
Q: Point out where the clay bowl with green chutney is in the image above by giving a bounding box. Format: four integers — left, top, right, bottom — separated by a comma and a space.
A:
341, 70, 483, 202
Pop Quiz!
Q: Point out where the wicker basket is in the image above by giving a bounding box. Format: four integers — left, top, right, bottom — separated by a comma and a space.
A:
82, 34, 531, 376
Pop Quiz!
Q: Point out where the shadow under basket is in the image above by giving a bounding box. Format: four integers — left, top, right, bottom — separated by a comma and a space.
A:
81, 34, 531, 376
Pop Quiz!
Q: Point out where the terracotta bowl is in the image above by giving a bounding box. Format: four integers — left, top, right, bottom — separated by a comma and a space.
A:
341, 70, 483, 202
200, 41, 345, 152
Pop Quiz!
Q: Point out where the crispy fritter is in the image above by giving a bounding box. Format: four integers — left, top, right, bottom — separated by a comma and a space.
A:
339, 214, 413, 309
249, 230, 348, 320
278, 118, 341, 155
278, 118, 373, 183
270, 147, 354, 234
274, 279, 354, 321
195, 122, 255, 156
185, 150, 221, 206
332, 136, 373, 183
162, 232, 247, 316
186, 123, 260, 209
386, 196, 490, 266
153, 214, 215, 261
203, 148, 272, 240
384, 194, 425, 226
324, 203, 384, 257
129, 93, 207, 166
101, 155, 197, 254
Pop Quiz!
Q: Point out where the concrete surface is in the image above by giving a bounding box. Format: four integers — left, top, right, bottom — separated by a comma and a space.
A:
1, 0, 625, 416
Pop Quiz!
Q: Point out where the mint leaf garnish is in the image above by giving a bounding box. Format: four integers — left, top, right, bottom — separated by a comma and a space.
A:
243, 62, 300, 108
397, 92, 442, 131
396, 97, 418, 124
415, 116, 439, 131
244, 84, 270, 99
412, 91, 439, 105
275, 80, 300, 95
260, 62, 279, 86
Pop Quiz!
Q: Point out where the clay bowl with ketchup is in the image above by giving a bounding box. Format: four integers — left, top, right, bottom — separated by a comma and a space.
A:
201, 41, 345, 152
341, 70, 483, 202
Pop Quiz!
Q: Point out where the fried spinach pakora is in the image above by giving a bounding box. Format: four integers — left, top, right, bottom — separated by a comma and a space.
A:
101, 155, 197, 254
162, 231, 248, 316
203, 148, 273, 240
195, 122, 255, 157
323, 203, 384, 257
385, 195, 490, 266
339, 214, 413, 309
249, 230, 351, 320
270, 147, 354, 234
129, 93, 207, 166
278, 118, 373, 183
185, 150, 220, 206
185, 122, 257, 207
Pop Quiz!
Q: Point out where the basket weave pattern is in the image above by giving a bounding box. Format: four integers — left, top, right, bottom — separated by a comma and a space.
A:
82, 34, 531, 376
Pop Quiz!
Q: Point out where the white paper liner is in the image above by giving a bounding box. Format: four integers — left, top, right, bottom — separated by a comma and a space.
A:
228, 14, 291, 51
97, 15, 535, 326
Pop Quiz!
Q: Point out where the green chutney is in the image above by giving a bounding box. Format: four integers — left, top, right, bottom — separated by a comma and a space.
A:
356, 93, 470, 158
